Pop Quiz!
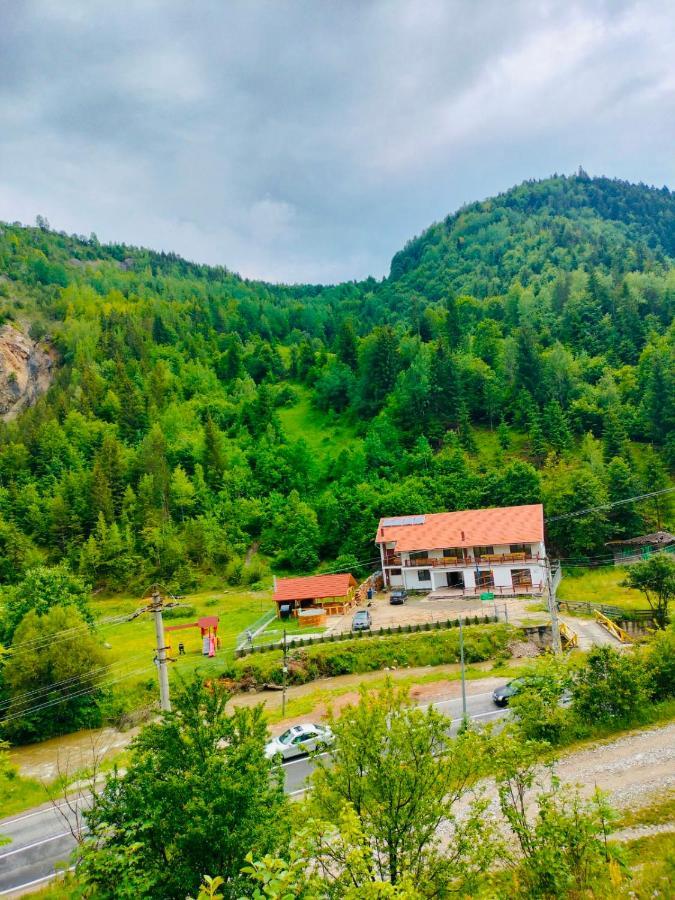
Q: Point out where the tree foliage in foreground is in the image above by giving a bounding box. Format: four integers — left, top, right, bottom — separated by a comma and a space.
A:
78, 677, 290, 900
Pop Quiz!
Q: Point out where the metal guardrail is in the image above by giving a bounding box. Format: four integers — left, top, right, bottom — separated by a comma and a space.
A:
594, 610, 633, 644
236, 607, 276, 649
559, 621, 578, 649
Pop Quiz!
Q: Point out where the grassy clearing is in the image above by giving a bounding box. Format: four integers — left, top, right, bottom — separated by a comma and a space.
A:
277, 386, 358, 461
557, 566, 650, 612
617, 788, 675, 829
619, 831, 675, 898
90, 587, 275, 715
0, 769, 48, 819
472, 425, 529, 464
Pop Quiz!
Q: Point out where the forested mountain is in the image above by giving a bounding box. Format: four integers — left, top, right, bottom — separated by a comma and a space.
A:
0, 173, 673, 593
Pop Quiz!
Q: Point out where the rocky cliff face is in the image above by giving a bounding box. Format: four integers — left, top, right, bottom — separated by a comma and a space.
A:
0, 323, 54, 420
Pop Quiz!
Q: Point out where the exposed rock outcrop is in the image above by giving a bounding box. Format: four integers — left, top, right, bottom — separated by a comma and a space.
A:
0, 323, 54, 420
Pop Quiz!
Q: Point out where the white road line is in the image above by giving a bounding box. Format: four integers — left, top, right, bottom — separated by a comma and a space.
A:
0, 797, 90, 829
0, 830, 75, 860
0, 866, 76, 897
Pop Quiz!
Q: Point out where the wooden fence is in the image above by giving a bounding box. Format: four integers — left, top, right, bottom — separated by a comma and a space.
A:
557, 599, 656, 623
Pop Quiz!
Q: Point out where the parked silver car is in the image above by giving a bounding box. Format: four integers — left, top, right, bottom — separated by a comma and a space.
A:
264, 723, 334, 761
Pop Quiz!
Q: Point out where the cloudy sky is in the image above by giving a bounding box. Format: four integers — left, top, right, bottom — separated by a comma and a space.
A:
1, 1, 674, 283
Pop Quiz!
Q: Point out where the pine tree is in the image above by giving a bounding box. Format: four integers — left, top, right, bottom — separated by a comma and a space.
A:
202, 417, 225, 490
497, 419, 512, 450
602, 406, 630, 462
528, 409, 547, 465
542, 400, 572, 453
90, 460, 114, 525
458, 403, 477, 454
336, 319, 358, 371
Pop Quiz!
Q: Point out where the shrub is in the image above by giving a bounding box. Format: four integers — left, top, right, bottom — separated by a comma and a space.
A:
222, 625, 512, 688
572, 645, 651, 726
163, 604, 197, 620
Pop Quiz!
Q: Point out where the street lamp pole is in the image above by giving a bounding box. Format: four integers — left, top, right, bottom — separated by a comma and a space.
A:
459, 614, 467, 724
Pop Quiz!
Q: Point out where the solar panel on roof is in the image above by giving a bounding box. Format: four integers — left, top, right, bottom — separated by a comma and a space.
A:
381, 515, 426, 527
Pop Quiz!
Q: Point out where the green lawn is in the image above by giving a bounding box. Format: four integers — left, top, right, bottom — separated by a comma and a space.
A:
90, 587, 275, 703
557, 566, 651, 612
278, 386, 359, 461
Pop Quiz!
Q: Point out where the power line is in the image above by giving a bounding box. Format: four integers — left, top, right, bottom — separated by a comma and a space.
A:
6, 613, 133, 654
0, 652, 149, 712
545, 486, 675, 524
0, 664, 155, 724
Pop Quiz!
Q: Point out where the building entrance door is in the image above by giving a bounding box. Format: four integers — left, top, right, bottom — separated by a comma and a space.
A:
446, 572, 465, 588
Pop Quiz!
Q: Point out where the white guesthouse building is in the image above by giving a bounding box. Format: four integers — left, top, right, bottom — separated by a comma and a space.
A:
375, 503, 547, 597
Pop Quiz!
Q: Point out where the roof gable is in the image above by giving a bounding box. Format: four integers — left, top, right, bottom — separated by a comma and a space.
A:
274, 573, 357, 602
376, 504, 544, 552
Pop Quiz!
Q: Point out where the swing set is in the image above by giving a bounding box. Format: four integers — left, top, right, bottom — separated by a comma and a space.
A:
165, 615, 220, 657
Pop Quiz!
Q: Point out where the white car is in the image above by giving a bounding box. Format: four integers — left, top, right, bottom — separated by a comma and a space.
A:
264, 723, 334, 761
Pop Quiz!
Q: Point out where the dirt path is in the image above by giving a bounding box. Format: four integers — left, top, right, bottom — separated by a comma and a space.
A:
554, 721, 675, 808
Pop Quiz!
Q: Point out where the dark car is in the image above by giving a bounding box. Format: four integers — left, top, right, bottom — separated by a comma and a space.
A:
389, 590, 408, 605
352, 610, 372, 632
492, 676, 551, 707
492, 678, 524, 707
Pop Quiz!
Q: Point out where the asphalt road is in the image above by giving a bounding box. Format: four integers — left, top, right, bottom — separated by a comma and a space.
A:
0, 687, 508, 897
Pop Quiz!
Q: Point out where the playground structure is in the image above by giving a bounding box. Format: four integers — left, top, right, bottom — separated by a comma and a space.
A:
165, 615, 220, 657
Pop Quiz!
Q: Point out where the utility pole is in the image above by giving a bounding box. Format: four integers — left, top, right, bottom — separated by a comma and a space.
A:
459, 615, 467, 725
281, 628, 288, 718
151, 587, 172, 712
545, 556, 562, 655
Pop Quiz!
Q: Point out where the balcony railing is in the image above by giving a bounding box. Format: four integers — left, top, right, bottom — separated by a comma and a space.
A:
385, 553, 545, 568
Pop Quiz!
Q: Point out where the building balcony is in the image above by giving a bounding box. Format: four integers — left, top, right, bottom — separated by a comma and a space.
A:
384, 553, 544, 568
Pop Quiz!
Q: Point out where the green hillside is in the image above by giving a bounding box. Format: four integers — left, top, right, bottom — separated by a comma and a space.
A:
0, 172, 672, 599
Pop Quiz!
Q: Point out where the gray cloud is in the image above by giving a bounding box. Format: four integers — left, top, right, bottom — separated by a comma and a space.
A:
0, 0, 673, 283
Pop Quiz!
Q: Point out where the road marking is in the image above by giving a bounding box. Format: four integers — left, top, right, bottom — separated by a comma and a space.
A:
0, 830, 75, 860
0, 866, 76, 896
0, 796, 91, 829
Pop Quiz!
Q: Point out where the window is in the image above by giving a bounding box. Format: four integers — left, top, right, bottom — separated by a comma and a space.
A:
417, 569, 431, 582
476, 570, 494, 588
509, 544, 530, 555
410, 550, 429, 562
443, 547, 464, 559
473, 546, 494, 557
390, 568, 402, 576
511, 569, 532, 588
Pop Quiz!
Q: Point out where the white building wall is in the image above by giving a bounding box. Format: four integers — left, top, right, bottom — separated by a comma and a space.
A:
389, 572, 404, 587
492, 567, 513, 588
463, 569, 476, 590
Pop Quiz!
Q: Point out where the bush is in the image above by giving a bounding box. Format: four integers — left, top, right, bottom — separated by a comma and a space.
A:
222, 625, 512, 688
572, 645, 651, 726
645, 626, 675, 698
163, 604, 198, 620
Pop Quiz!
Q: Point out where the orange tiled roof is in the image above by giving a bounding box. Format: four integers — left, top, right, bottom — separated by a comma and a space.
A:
274, 573, 357, 603
375, 504, 544, 552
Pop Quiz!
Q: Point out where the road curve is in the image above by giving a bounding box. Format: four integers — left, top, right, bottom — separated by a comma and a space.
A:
0, 687, 508, 896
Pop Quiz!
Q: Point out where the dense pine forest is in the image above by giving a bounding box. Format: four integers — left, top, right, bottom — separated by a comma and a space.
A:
0, 173, 673, 594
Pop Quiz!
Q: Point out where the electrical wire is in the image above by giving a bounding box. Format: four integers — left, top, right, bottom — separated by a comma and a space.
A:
6, 613, 134, 654
0, 664, 156, 724
545, 486, 675, 523
0, 651, 150, 712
